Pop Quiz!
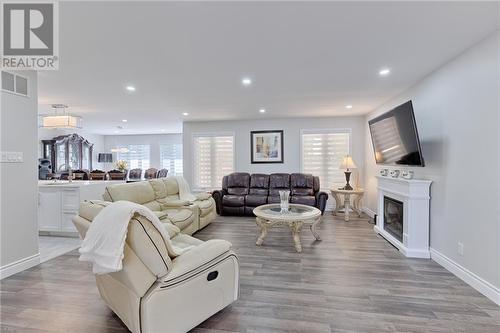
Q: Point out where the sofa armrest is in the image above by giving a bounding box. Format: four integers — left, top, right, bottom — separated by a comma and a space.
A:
315, 191, 329, 215
195, 192, 212, 201
163, 222, 181, 238
159, 199, 191, 208
162, 239, 232, 283
212, 190, 226, 215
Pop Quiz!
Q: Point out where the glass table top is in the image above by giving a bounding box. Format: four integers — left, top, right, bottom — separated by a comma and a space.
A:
255, 204, 319, 218
266, 206, 311, 215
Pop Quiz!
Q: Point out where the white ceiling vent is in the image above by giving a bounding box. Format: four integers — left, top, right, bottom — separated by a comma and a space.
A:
1, 71, 28, 96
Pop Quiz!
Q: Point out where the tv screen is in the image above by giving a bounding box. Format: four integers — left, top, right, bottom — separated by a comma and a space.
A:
368, 101, 424, 166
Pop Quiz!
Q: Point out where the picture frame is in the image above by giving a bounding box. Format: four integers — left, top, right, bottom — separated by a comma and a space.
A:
251, 130, 284, 163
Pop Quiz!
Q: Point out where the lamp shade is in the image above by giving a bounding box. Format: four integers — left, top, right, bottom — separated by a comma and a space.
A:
40, 115, 82, 129
39, 104, 82, 129
98, 153, 113, 163
339, 155, 357, 170
110, 147, 129, 153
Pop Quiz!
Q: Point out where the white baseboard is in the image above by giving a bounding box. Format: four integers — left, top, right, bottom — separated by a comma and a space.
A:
362, 206, 376, 218
430, 248, 500, 305
0, 253, 40, 280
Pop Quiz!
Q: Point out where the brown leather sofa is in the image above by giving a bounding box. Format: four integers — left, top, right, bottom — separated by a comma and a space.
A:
212, 172, 328, 216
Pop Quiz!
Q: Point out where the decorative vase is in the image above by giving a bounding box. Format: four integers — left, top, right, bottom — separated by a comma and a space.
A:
390, 169, 400, 178
402, 170, 414, 179
279, 190, 290, 214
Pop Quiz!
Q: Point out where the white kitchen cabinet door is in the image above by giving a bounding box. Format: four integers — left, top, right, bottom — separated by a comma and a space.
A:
61, 189, 80, 212
61, 212, 78, 232
38, 189, 62, 231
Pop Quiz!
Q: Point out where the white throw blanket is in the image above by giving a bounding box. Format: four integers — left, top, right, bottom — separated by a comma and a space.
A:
174, 176, 211, 202
174, 176, 197, 202
79, 201, 192, 275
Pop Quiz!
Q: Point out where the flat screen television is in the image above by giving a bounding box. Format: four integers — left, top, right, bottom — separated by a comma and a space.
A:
368, 101, 424, 166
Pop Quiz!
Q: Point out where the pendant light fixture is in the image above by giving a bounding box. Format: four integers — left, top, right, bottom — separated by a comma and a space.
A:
40, 104, 83, 129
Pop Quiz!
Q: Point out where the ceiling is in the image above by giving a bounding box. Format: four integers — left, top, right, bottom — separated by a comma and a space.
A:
38, 1, 500, 135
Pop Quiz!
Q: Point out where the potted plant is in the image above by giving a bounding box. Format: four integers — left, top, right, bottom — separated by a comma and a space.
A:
116, 160, 128, 173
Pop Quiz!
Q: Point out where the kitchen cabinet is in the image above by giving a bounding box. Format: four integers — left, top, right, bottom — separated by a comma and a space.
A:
38, 180, 123, 236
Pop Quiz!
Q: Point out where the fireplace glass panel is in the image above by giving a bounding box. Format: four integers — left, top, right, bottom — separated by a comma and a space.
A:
384, 196, 403, 242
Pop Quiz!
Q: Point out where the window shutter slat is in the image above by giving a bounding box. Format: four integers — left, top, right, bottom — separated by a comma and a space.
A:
193, 134, 234, 190
116, 144, 151, 170
160, 143, 183, 176
301, 131, 350, 210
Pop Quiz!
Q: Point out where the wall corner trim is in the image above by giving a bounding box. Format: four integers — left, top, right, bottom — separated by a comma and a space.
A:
362, 207, 376, 218
430, 248, 500, 305
0, 253, 40, 280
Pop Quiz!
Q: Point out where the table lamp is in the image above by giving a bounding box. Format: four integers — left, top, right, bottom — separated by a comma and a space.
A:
339, 155, 357, 190
98, 153, 113, 171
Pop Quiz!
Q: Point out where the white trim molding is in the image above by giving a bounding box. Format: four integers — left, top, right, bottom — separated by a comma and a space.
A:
0, 253, 40, 280
430, 248, 500, 305
362, 206, 376, 218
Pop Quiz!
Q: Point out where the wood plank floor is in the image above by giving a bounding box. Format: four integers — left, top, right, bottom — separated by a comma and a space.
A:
38, 236, 81, 264
1, 214, 499, 333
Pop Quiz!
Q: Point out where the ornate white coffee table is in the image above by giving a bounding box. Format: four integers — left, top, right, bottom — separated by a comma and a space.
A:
253, 204, 322, 253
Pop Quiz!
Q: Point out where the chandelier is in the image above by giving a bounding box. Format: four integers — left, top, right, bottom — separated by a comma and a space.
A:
40, 104, 82, 129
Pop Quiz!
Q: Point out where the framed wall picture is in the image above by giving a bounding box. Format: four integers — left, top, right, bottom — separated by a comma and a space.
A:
251, 130, 284, 163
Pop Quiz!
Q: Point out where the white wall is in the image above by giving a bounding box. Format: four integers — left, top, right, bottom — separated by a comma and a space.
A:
38, 128, 105, 170
1, 71, 40, 278
364, 32, 500, 299
183, 116, 366, 190
104, 133, 182, 170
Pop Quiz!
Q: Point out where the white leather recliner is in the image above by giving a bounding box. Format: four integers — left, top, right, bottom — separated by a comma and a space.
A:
72, 200, 239, 333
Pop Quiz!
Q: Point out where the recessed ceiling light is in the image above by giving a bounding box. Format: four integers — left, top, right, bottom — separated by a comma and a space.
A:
122, 119, 128, 122
345, 105, 353, 109
125, 85, 136, 91
259, 109, 266, 113
379, 68, 390, 76
241, 77, 252, 86
182, 112, 189, 116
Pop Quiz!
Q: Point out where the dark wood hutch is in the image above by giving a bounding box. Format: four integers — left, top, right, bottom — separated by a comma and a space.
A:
42, 133, 94, 171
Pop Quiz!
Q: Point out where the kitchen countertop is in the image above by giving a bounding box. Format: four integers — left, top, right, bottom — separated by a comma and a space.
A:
38, 180, 125, 188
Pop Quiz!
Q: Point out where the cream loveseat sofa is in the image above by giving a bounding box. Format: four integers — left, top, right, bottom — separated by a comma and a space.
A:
102, 177, 217, 235
73, 200, 239, 333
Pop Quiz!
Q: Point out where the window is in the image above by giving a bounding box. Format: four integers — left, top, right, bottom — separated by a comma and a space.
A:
301, 129, 350, 190
193, 133, 234, 190
116, 144, 150, 170
160, 143, 183, 176
1, 71, 28, 96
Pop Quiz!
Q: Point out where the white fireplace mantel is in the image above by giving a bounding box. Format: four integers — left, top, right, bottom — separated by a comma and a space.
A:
374, 175, 432, 258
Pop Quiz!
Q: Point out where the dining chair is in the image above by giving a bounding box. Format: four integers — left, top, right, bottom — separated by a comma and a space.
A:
89, 170, 106, 180
144, 168, 158, 179
157, 168, 168, 178
128, 168, 142, 180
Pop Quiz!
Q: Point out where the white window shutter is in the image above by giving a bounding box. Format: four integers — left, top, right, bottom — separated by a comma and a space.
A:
301, 130, 350, 210
193, 134, 234, 190
160, 143, 183, 176
116, 144, 151, 170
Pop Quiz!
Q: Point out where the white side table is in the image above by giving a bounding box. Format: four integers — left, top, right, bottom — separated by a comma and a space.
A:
330, 188, 365, 222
